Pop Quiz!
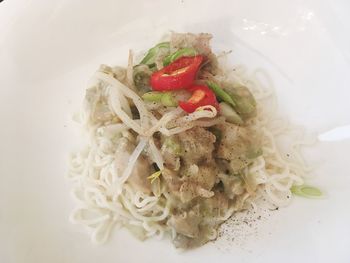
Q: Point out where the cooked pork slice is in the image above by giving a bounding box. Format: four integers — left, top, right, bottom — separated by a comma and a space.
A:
167, 209, 201, 238
176, 126, 216, 165
216, 122, 261, 172
201, 192, 230, 218
178, 162, 218, 202
162, 168, 182, 194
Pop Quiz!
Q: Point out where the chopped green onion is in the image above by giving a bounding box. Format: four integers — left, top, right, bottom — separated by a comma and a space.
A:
291, 185, 323, 199
142, 91, 177, 107
226, 86, 257, 119
161, 93, 178, 107
140, 42, 170, 66
142, 91, 163, 101
163, 47, 197, 66
219, 102, 243, 125
207, 81, 236, 108
147, 170, 162, 183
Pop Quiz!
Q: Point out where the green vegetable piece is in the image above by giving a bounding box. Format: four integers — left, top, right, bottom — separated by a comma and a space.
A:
163, 47, 197, 66
207, 81, 236, 108
142, 91, 177, 107
142, 91, 163, 101
226, 86, 257, 118
219, 102, 244, 125
291, 185, 323, 199
140, 42, 170, 66
164, 137, 182, 156
161, 93, 178, 107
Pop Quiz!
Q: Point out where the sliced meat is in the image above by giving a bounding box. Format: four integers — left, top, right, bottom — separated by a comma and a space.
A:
162, 150, 180, 171
179, 182, 214, 203
216, 122, 261, 172
161, 136, 181, 171
163, 164, 217, 203
163, 127, 217, 203
167, 208, 201, 238
189, 163, 217, 190
178, 162, 218, 202
201, 192, 230, 218
172, 228, 210, 249
162, 168, 182, 194
127, 155, 152, 194
176, 126, 216, 165
171, 193, 230, 249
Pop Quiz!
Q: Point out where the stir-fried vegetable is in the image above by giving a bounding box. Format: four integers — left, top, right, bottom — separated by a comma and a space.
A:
179, 85, 219, 113
163, 48, 197, 66
291, 185, 323, 199
219, 102, 243, 125
142, 91, 177, 107
150, 56, 203, 91
206, 81, 236, 108
140, 42, 170, 66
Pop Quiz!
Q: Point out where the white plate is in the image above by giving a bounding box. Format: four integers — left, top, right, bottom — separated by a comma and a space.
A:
1, 0, 350, 262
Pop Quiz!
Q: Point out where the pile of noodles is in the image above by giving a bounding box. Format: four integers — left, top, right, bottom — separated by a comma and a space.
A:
68, 50, 309, 244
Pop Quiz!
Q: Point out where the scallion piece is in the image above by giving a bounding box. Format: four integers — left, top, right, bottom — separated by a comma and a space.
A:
207, 81, 236, 108
163, 47, 197, 66
142, 91, 177, 107
291, 185, 323, 199
140, 42, 170, 66
219, 102, 243, 125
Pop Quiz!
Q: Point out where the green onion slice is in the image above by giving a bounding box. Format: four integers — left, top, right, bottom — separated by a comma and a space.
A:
291, 185, 323, 199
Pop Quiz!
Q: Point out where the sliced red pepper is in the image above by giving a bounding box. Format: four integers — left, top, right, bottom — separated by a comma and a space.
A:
178, 85, 220, 113
150, 55, 203, 91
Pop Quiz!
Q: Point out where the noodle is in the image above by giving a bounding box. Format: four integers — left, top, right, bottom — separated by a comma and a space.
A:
116, 138, 148, 185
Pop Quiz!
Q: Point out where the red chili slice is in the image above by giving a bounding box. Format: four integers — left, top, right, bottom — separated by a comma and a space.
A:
178, 85, 220, 113
150, 55, 203, 91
